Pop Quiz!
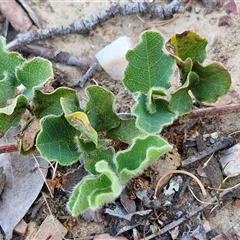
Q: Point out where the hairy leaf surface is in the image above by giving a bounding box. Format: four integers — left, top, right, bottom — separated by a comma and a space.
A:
0, 95, 28, 136
36, 114, 81, 165
85, 86, 120, 132
67, 161, 122, 216
123, 31, 175, 94
116, 135, 171, 182
33, 87, 80, 117
133, 94, 176, 134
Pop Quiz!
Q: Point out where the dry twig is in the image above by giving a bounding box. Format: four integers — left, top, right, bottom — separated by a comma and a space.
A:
181, 136, 234, 166
6, 1, 184, 50
21, 44, 90, 70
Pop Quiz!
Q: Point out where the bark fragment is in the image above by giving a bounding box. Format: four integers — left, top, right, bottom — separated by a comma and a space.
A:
0, 1, 37, 32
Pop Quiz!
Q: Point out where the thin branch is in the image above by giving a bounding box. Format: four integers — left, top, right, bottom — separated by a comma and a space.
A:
6, 1, 184, 50
21, 44, 90, 70
181, 136, 234, 166
71, 62, 98, 88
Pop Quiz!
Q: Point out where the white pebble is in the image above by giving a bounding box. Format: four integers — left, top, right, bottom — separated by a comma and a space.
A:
95, 36, 134, 80
219, 143, 240, 176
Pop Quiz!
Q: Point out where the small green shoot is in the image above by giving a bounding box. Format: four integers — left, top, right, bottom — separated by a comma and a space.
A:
0, 30, 231, 216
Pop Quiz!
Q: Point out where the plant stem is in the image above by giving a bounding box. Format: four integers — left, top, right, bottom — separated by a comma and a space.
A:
6, 1, 184, 50
0, 143, 18, 153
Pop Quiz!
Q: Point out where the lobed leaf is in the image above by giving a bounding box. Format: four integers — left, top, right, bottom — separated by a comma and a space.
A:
170, 71, 199, 115
85, 86, 120, 132
36, 114, 81, 165
107, 118, 145, 143
67, 160, 122, 216
116, 135, 171, 182
166, 30, 208, 63
133, 94, 177, 134
60, 93, 82, 116
16, 57, 53, 98
78, 140, 116, 175
191, 62, 232, 102
0, 95, 28, 137
146, 88, 168, 114
33, 87, 80, 118
123, 31, 175, 94
0, 37, 25, 107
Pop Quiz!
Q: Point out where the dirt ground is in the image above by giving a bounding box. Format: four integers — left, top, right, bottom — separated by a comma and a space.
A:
1, 0, 240, 239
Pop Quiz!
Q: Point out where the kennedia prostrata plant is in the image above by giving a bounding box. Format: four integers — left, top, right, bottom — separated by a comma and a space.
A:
0, 30, 231, 215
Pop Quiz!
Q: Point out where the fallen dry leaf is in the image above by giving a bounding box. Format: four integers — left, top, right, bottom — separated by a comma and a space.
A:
0, 1, 37, 32
33, 215, 67, 240
0, 128, 48, 240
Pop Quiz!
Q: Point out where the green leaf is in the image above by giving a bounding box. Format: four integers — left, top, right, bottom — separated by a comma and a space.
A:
33, 87, 80, 118
60, 92, 82, 116
107, 118, 145, 143
78, 140, 116, 175
67, 160, 123, 216
123, 31, 175, 94
0, 37, 25, 107
66, 111, 99, 146
191, 62, 231, 102
0, 95, 28, 136
116, 135, 171, 182
16, 57, 53, 98
146, 88, 168, 114
0, 73, 17, 108
36, 114, 81, 165
178, 57, 193, 83
85, 86, 120, 132
89, 161, 122, 208
170, 71, 199, 115
166, 30, 208, 63
133, 94, 177, 134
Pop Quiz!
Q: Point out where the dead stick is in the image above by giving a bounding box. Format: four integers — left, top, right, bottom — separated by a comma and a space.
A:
0, 143, 18, 153
6, 1, 184, 50
71, 62, 98, 88
181, 136, 234, 166
21, 44, 90, 70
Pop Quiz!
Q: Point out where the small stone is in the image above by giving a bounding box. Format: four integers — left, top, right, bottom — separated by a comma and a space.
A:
194, 7, 201, 14
218, 15, 232, 27
219, 143, 240, 176
210, 132, 219, 139
95, 36, 134, 80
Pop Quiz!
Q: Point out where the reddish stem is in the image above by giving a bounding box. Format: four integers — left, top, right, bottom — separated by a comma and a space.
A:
185, 104, 240, 119
0, 143, 18, 153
